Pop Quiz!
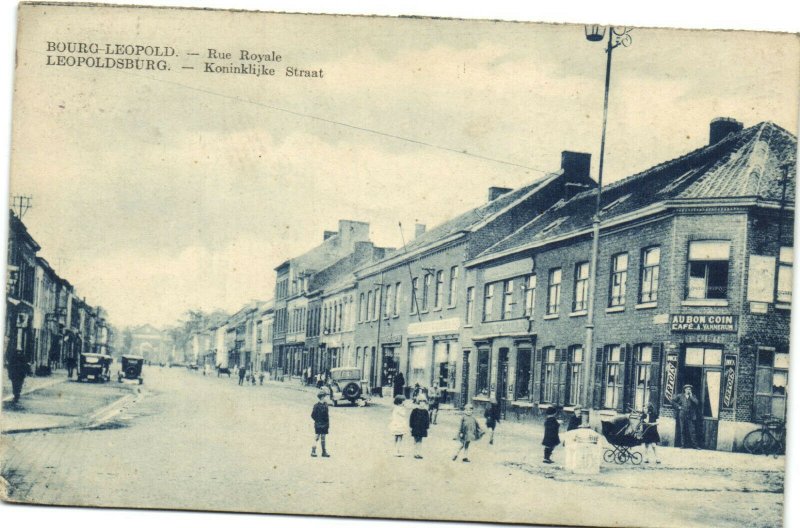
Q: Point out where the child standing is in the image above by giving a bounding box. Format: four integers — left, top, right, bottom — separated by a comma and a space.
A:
542, 406, 560, 464
428, 383, 440, 425
642, 402, 662, 464
409, 396, 430, 459
311, 391, 331, 458
389, 395, 408, 457
484, 401, 501, 445
454, 404, 483, 463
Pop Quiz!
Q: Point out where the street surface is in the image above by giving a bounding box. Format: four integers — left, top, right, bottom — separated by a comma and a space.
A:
0, 367, 786, 528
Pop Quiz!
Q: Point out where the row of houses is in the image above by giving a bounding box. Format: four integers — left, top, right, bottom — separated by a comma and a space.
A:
5, 211, 113, 376
191, 118, 794, 452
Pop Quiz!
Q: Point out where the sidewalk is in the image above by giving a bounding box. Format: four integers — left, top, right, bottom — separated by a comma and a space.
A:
1, 370, 68, 402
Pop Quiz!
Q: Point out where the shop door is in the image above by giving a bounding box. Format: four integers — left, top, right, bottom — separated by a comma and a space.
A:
497, 348, 509, 418
682, 346, 723, 450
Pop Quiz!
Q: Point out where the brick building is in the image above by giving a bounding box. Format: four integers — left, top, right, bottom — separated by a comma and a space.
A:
464, 119, 795, 451
353, 152, 596, 404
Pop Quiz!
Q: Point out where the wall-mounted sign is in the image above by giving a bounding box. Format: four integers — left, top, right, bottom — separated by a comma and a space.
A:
670, 314, 738, 333
663, 353, 679, 404
723, 355, 737, 409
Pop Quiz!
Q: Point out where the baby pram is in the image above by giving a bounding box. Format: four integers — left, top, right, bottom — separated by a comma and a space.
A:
601, 412, 652, 465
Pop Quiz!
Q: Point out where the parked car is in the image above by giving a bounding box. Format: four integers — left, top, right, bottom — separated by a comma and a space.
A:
118, 355, 144, 384
77, 353, 112, 382
326, 367, 369, 406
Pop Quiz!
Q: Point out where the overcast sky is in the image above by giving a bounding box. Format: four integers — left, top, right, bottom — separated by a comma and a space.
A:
7, 4, 800, 329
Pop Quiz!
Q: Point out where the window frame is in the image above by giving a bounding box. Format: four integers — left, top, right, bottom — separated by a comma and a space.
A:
547, 268, 562, 315
502, 279, 514, 319
448, 266, 459, 307
465, 286, 475, 325
483, 283, 495, 322
573, 262, 589, 312
524, 274, 537, 318
609, 253, 629, 307
434, 270, 444, 309
604, 345, 624, 409
686, 240, 731, 301
640, 246, 661, 303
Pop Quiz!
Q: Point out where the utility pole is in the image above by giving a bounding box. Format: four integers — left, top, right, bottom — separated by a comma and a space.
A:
11, 195, 33, 218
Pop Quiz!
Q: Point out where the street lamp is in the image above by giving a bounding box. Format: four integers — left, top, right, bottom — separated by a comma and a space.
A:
581, 25, 633, 414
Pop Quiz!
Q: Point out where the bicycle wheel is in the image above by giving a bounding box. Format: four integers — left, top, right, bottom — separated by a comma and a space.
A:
629, 452, 643, 465
743, 430, 772, 455
603, 449, 616, 463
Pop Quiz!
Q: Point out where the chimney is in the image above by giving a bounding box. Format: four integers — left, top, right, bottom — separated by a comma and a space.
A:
709, 117, 743, 144
414, 223, 426, 239
561, 151, 591, 180
323, 230, 337, 241
488, 186, 512, 202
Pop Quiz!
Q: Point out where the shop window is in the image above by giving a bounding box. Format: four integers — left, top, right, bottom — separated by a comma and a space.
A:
568, 345, 583, 405
434, 341, 458, 391
547, 269, 561, 315
448, 266, 459, 307
755, 349, 789, 421
609, 253, 628, 307
483, 283, 495, 321
634, 344, 653, 411
476, 349, 490, 396
640, 247, 661, 303
687, 240, 730, 300
502, 279, 514, 319
777, 247, 793, 304
434, 270, 444, 309
604, 345, 624, 409
573, 262, 589, 312
408, 342, 430, 388
524, 274, 536, 317
515, 348, 532, 400
465, 286, 475, 324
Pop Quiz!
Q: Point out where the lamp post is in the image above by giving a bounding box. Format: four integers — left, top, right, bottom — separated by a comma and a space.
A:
581, 25, 633, 414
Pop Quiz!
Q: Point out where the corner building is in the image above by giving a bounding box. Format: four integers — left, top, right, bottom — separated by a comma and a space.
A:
465, 119, 794, 451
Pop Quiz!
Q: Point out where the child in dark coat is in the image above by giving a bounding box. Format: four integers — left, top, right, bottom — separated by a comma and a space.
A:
542, 406, 560, 464
409, 396, 430, 459
311, 391, 331, 458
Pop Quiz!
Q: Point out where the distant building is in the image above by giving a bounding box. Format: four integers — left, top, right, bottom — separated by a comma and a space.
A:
129, 324, 171, 364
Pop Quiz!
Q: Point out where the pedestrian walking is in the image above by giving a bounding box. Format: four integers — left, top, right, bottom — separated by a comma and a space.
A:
642, 402, 662, 464
484, 400, 501, 445
453, 404, 483, 463
259, 371, 265, 385
672, 384, 701, 449
409, 396, 430, 459
238, 365, 246, 386
428, 383, 440, 425
310, 391, 331, 458
393, 372, 405, 397
66, 355, 76, 379
6, 353, 30, 404
542, 406, 560, 464
389, 395, 408, 457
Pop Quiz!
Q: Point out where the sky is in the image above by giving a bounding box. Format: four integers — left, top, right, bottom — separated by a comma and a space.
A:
5, 2, 800, 331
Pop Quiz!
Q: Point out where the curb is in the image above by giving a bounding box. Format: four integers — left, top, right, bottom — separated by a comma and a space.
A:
83, 389, 143, 428
1, 376, 66, 403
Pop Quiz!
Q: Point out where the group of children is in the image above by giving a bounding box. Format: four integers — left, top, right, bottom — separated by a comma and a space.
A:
310, 391, 661, 465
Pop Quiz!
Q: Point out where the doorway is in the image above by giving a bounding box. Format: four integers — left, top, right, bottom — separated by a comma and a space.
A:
497, 348, 509, 418
681, 346, 723, 449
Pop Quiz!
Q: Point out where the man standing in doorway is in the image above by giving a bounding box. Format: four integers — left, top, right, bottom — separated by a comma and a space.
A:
672, 384, 701, 449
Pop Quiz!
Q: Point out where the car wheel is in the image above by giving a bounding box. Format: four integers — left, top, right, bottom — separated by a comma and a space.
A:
342, 382, 362, 400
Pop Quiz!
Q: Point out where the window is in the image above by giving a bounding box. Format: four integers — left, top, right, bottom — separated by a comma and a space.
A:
435, 270, 444, 308
547, 269, 562, 315
358, 293, 365, 323
542, 347, 557, 403
604, 345, 624, 409
685, 346, 722, 367
502, 279, 514, 319
483, 283, 495, 321
476, 349, 490, 396
568, 346, 583, 405
373, 288, 380, 321
778, 247, 793, 304
366, 290, 373, 322
524, 275, 536, 317
410, 277, 419, 314
573, 262, 589, 312
687, 240, 730, 300
609, 253, 628, 307
385, 284, 393, 318
422, 274, 432, 311
466, 286, 475, 324
394, 282, 401, 316
448, 266, 459, 306
515, 348, 532, 400
755, 349, 789, 420
640, 247, 661, 303
634, 345, 653, 411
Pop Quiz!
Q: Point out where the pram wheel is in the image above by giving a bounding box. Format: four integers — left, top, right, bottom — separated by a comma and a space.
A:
603, 449, 616, 463
629, 452, 643, 465
615, 451, 629, 464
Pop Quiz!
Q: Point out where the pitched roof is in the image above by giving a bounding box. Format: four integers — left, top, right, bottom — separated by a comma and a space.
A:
476, 122, 796, 260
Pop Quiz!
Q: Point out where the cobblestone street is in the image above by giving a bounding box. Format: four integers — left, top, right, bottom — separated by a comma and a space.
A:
1, 367, 787, 528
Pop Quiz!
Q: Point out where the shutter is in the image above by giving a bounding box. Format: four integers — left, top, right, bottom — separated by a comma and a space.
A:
563, 349, 572, 406
623, 344, 634, 411
650, 343, 663, 411
593, 347, 604, 408
532, 349, 542, 403
558, 349, 567, 406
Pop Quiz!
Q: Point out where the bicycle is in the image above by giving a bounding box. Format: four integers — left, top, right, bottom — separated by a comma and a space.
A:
742, 415, 786, 457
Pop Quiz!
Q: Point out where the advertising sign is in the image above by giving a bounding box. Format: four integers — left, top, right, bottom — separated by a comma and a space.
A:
664, 353, 679, 404
723, 355, 737, 409
670, 314, 738, 332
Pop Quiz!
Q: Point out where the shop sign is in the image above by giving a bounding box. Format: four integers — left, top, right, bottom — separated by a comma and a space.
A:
670, 314, 737, 332
663, 353, 679, 404
723, 355, 737, 409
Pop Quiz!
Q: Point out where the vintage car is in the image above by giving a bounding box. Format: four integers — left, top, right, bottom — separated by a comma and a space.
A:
326, 367, 369, 407
118, 354, 144, 384
77, 353, 112, 382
